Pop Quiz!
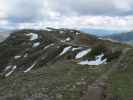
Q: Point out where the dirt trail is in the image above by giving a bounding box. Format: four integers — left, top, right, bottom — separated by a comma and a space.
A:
80, 48, 130, 100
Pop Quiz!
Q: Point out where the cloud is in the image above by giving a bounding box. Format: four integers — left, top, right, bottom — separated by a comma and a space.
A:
12, 15, 132, 31
0, 0, 133, 31
8, 0, 44, 23
113, 0, 132, 12
0, 0, 8, 18
42, 0, 133, 16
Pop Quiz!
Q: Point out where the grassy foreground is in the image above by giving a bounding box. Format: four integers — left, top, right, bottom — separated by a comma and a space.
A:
0, 49, 133, 100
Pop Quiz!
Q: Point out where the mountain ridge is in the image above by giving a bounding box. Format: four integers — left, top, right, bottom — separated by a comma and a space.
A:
103, 31, 133, 45
0, 28, 132, 100
0, 28, 124, 77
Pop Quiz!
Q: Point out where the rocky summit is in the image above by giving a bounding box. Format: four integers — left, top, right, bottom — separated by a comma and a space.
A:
0, 28, 132, 100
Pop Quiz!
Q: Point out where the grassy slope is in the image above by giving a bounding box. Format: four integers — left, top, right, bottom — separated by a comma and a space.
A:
107, 49, 133, 100
0, 60, 111, 100
0, 30, 132, 100
0, 49, 133, 100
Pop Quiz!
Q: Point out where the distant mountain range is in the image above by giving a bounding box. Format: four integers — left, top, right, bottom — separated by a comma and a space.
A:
80, 28, 127, 36
103, 31, 133, 45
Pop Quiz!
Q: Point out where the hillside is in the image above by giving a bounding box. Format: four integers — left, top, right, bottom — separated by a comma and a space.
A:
0, 28, 132, 100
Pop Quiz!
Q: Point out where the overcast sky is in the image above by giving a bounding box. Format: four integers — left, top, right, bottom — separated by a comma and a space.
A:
0, 0, 133, 31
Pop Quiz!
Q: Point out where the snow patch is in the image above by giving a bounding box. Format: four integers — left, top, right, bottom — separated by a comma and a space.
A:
72, 47, 82, 51
61, 37, 71, 42
44, 43, 54, 50
14, 55, 21, 59
61, 40, 65, 43
5, 65, 17, 77
59, 46, 72, 56
76, 32, 80, 35
4, 65, 12, 71
26, 33, 38, 41
75, 49, 91, 59
33, 42, 40, 47
78, 54, 107, 65
66, 37, 71, 41
24, 62, 37, 73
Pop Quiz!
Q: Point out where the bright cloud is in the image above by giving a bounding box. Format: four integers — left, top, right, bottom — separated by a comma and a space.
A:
0, 0, 133, 31
14, 15, 133, 30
